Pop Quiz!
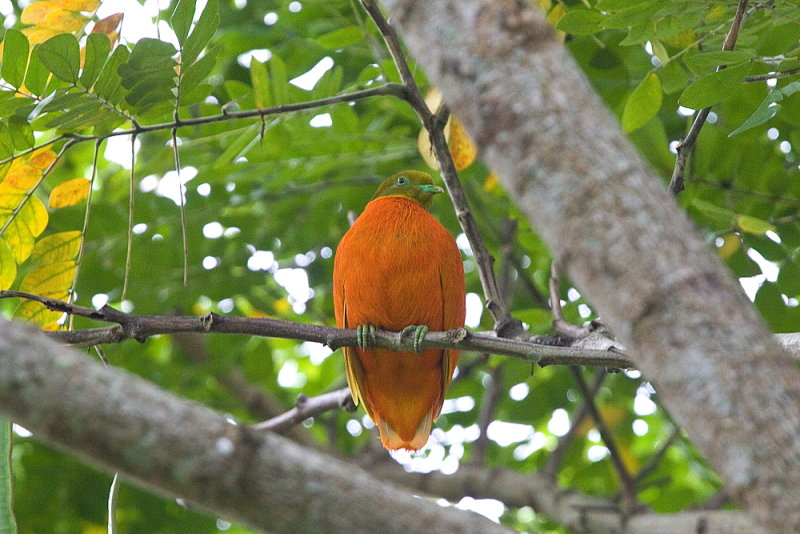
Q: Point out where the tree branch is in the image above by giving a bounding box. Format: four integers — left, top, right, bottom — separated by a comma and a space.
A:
360, 0, 522, 335
252, 388, 354, 432
367, 458, 759, 534
668, 0, 750, 195
0, 291, 635, 368
0, 319, 513, 534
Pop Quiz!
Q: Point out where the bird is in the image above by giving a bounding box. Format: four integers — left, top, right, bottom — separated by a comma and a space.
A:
333, 170, 466, 450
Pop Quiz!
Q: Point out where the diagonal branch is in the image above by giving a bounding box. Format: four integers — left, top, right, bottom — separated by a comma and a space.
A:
360, 0, 522, 335
668, 0, 750, 195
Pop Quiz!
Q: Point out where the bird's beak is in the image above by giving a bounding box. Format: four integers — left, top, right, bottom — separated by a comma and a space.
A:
418, 185, 444, 194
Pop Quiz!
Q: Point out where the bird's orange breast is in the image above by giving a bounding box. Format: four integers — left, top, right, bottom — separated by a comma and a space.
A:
333, 196, 466, 450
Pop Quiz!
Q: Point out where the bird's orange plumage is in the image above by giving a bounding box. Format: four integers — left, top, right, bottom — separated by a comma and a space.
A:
333, 171, 466, 450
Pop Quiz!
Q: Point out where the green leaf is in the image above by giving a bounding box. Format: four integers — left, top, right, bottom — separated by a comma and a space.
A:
690, 198, 735, 226
777, 260, 800, 296
269, 54, 288, 105
181, 45, 220, 95
250, 58, 270, 109
736, 214, 776, 235
127, 38, 177, 70
556, 9, 605, 36
182, 0, 219, 66
23, 45, 48, 96
685, 50, 754, 75
93, 45, 130, 103
8, 117, 33, 151
80, 33, 110, 90
728, 93, 782, 137
659, 60, 689, 94
0, 419, 16, 534
1, 29, 29, 89
318, 26, 363, 49
596, 0, 650, 9
622, 73, 662, 133
729, 81, 800, 136
37, 34, 80, 84
45, 100, 104, 130
0, 123, 13, 160
679, 62, 751, 110
170, 0, 196, 46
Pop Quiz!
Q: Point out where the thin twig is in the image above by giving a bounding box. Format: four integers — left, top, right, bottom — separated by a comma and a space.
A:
744, 66, 800, 82
25, 85, 406, 148
68, 139, 103, 330
0, 290, 636, 368
471, 363, 504, 465
122, 134, 137, 301
550, 260, 591, 339
252, 389, 355, 432
570, 368, 638, 509
668, 0, 750, 195
360, 0, 522, 336
630, 425, 681, 488
543, 369, 607, 479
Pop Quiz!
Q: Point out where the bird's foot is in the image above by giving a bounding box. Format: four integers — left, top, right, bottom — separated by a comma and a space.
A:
401, 325, 428, 353
357, 325, 377, 349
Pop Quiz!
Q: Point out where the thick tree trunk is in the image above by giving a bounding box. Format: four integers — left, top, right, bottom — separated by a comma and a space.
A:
379, 0, 800, 531
0, 320, 512, 534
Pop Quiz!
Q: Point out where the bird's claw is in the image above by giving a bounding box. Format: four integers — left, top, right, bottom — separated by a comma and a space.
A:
401, 325, 428, 353
357, 325, 376, 349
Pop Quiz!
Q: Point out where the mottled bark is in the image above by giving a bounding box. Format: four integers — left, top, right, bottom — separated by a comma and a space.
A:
0, 320, 512, 534
379, 0, 800, 531
371, 462, 757, 534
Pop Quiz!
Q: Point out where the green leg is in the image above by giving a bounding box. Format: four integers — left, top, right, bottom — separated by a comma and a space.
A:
357, 325, 376, 349
401, 325, 428, 353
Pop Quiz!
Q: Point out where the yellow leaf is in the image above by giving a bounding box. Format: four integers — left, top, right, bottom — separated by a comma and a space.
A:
30, 230, 82, 264
61, 0, 101, 11
448, 116, 477, 171
49, 178, 90, 208
19, 260, 76, 294
15, 260, 74, 328
0, 237, 16, 290
0, 183, 49, 263
5, 159, 41, 189
14, 299, 63, 327
43, 9, 87, 32
736, 214, 776, 236
717, 233, 740, 259
20, 1, 59, 25
31, 148, 57, 169
417, 87, 477, 171
417, 126, 438, 170
92, 13, 124, 38
22, 27, 59, 45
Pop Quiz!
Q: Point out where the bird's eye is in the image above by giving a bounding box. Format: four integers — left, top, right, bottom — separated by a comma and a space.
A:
395, 176, 409, 185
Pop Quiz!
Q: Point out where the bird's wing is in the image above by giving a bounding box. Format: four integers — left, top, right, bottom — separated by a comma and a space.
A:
436, 246, 467, 417
341, 300, 374, 419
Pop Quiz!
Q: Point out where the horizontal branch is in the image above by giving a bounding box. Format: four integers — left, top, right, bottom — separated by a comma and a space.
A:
0, 291, 635, 368
0, 319, 512, 534
62, 84, 407, 143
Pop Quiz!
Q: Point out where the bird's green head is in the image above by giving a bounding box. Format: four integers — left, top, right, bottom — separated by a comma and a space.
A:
371, 170, 444, 210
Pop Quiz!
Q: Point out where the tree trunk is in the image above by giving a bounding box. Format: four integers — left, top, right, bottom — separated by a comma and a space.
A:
378, 0, 800, 531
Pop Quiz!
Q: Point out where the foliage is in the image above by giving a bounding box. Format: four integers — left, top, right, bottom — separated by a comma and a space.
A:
0, 0, 798, 532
